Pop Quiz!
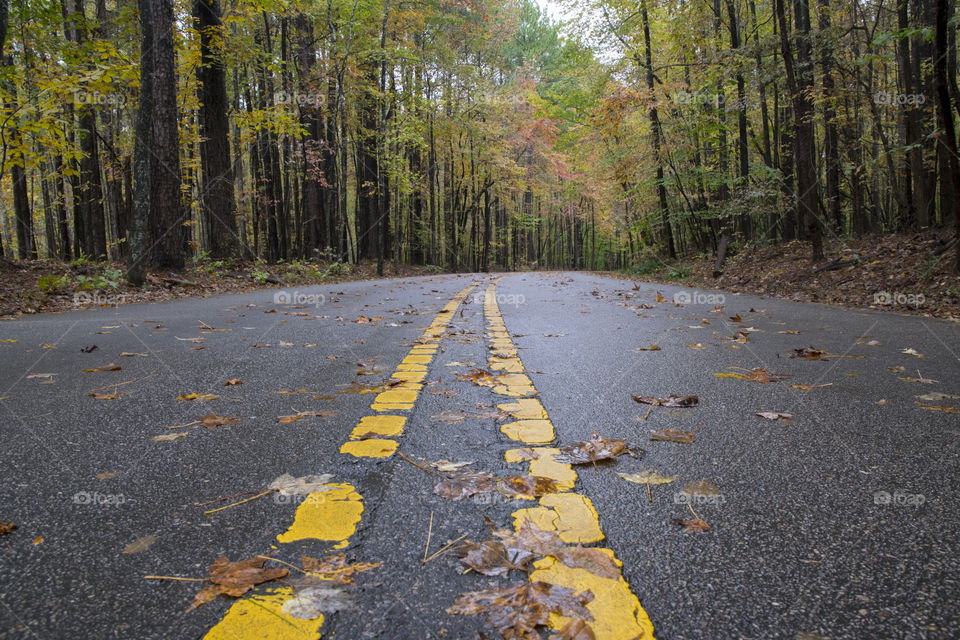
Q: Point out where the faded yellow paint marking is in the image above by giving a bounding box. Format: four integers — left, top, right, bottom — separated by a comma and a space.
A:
395, 363, 428, 372
372, 388, 420, 405
401, 354, 432, 365
499, 398, 549, 420
277, 483, 362, 544
489, 357, 524, 372
350, 415, 406, 439
340, 438, 399, 458
505, 448, 577, 490
531, 554, 655, 640
391, 370, 427, 383
513, 492, 604, 544
501, 419, 555, 443
204, 587, 323, 640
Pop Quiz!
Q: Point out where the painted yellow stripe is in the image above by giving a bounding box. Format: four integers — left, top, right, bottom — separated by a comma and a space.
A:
204, 482, 364, 639
340, 283, 478, 458
483, 282, 656, 640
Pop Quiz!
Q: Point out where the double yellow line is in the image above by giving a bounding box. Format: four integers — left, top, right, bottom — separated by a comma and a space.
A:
204, 283, 479, 639
484, 281, 656, 640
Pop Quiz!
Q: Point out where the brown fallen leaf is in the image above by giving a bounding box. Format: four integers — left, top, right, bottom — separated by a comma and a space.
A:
447, 581, 594, 640
887, 366, 906, 373
789, 347, 826, 360
650, 429, 696, 444
915, 402, 960, 413
122, 534, 157, 555
632, 394, 698, 408
635, 345, 661, 351
82, 364, 121, 372
790, 383, 833, 391
33, 535, 43, 544
550, 619, 597, 640
671, 517, 710, 532
96, 472, 120, 480
224, 379, 242, 386
729, 314, 742, 322
617, 470, 677, 486
715, 367, 789, 383
496, 475, 559, 499
277, 410, 337, 424
188, 556, 289, 611
434, 472, 496, 501
119, 352, 149, 357
756, 411, 793, 423
0, 522, 16, 535
197, 414, 243, 429
299, 553, 381, 584
454, 538, 534, 576
553, 432, 640, 464
152, 432, 189, 442
431, 410, 468, 424
458, 368, 497, 387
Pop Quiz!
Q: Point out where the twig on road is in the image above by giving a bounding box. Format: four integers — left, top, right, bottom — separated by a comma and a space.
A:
424, 511, 434, 562
422, 533, 468, 565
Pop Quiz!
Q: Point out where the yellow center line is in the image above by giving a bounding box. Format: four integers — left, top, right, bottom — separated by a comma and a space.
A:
484, 281, 657, 640
339, 282, 480, 459
204, 281, 480, 639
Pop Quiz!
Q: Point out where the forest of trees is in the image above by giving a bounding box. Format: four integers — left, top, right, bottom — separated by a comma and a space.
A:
0, 0, 958, 280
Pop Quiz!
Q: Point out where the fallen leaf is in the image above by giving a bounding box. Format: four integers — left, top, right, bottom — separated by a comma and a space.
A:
715, 367, 789, 383
901, 348, 925, 358
550, 619, 597, 640
790, 383, 833, 391
81, 345, 98, 353
447, 581, 594, 640
434, 472, 496, 501
224, 379, 242, 386
267, 473, 335, 496
553, 432, 640, 464
96, 472, 120, 480
686, 343, 708, 349
90, 392, 123, 400
82, 364, 121, 372
729, 315, 742, 322
916, 392, 960, 402
281, 587, 353, 619
915, 402, 960, 413
276, 411, 336, 424
635, 345, 661, 351
671, 517, 710, 532
632, 394, 698, 408
177, 393, 219, 402
298, 553, 380, 583
122, 534, 157, 555
887, 366, 906, 373
789, 347, 826, 360
682, 480, 720, 497
756, 411, 793, 422
0, 522, 16, 535
650, 429, 696, 444
431, 410, 468, 424
656, 291, 666, 302
119, 352, 149, 357
33, 535, 43, 544
458, 368, 497, 387
431, 460, 475, 472
188, 556, 289, 611
617, 470, 678, 486
152, 433, 189, 442
197, 414, 243, 429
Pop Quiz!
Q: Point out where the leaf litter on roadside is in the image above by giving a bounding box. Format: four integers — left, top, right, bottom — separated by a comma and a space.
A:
756, 412, 793, 423
649, 423, 705, 444
553, 432, 641, 464
276, 410, 337, 424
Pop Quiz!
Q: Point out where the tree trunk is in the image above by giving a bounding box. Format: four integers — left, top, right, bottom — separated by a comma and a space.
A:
195, 0, 238, 259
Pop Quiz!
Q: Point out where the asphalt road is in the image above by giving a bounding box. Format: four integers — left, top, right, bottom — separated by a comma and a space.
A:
0, 272, 957, 640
